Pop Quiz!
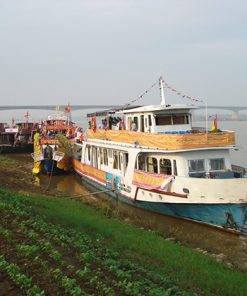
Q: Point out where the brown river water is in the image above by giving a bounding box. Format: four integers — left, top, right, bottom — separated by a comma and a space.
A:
4, 120, 247, 271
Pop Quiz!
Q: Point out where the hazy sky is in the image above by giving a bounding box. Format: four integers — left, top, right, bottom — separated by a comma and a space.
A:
0, 0, 246, 107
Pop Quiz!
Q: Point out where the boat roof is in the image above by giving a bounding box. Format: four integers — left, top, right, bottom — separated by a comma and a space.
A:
87, 104, 198, 117
87, 105, 140, 118
122, 104, 198, 114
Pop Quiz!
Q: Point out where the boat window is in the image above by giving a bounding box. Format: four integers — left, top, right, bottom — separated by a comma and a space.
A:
127, 117, 132, 131
99, 148, 103, 165
173, 160, 177, 176
137, 154, 146, 171
160, 159, 172, 175
140, 115, 144, 132
173, 115, 189, 125
113, 151, 120, 170
188, 159, 205, 177
86, 145, 91, 162
148, 115, 152, 126
188, 159, 205, 172
92, 146, 98, 169
210, 158, 225, 171
103, 148, 108, 166
155, 115, 172, 126
108, 149, 112, 158
133, 117, 138, 130
146, 157, 158, 173
124, 153, 129, 169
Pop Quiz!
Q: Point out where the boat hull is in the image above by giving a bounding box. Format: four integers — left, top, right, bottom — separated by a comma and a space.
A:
74, 169, 247, 233
41, 159, 69, 175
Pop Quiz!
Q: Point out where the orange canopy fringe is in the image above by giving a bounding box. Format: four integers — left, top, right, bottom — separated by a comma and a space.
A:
87, 129, 235, 150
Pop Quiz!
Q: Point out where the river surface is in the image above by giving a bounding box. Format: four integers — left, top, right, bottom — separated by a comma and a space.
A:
7, 120, 247, 270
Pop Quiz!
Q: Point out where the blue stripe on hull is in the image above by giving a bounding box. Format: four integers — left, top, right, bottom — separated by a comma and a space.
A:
135, 201, 247, 230
78, 174, 247, 231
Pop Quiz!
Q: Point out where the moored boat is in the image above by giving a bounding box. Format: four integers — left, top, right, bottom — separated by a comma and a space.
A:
73, 77, 247, 234
0, 123, 17, 152
0, 114, 38, 153
32, 106, 80, 175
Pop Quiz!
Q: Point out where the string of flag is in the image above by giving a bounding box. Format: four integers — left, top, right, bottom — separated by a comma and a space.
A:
123, 80, 159, 108
161, 79, 205, 103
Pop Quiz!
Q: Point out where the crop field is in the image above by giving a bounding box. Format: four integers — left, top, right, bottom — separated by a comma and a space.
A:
0, 189, 197, 296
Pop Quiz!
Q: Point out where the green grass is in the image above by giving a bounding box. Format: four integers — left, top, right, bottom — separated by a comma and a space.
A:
24, 192, 247, 296
2, 189, 247, 296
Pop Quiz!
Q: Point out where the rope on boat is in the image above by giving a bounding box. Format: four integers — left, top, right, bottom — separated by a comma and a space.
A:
66, 189, 116, 199
45, 159, 55, 191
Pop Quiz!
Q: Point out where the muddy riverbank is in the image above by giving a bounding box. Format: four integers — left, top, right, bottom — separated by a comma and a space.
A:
1, 153, 247, 271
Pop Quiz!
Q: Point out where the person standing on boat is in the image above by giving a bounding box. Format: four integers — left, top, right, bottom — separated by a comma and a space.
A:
44, 144, 53, 159
131, 120, 137, 131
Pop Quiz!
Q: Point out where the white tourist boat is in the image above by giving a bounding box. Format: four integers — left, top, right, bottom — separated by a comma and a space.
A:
73, 78, 247, 233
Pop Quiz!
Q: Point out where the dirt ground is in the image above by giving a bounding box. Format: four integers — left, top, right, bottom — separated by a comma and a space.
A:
0, 153, 58, 196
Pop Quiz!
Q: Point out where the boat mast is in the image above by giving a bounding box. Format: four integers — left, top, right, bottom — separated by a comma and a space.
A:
159, 76, 166, 106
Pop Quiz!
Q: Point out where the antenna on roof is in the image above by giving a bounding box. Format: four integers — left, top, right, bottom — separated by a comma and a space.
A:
159, 76, 166, 106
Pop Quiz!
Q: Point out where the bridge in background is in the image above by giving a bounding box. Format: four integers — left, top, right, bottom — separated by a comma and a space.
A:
0, 105, 120, 111
0, 105, 247, 119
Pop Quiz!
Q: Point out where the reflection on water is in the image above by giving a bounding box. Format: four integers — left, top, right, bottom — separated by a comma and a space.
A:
36, 172, 247, 270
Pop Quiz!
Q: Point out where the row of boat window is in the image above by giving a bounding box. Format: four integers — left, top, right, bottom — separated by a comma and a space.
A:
84, 145, 225, 178
155, 114, 189, 126
85, 145, 129, 172
188, 158, 225, 178
126, 114, 190, 132
135, 155, 177, 176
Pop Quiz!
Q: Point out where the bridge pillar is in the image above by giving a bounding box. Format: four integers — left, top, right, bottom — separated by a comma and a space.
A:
231, 110, 239, 120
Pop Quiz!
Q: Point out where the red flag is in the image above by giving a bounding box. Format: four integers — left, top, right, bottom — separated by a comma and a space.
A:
65, 104, 71, 113
91, 116, 96, 132
121, 116, 125, 130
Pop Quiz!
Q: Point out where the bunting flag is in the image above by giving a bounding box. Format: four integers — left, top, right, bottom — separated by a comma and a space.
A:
122, 77, 206, 111
162, 79, 205, 103
123, 80, 158, 109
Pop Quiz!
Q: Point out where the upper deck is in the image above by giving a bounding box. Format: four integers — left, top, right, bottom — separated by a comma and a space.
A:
86, 77, 236, 150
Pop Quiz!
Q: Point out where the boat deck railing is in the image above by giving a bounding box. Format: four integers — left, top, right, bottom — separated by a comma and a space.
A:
87, 129, 235, 150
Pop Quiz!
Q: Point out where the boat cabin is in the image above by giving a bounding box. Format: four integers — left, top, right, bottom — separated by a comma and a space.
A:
134, 149, 237, 179
87, 78, 198, 134
122, 104, 197, 133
